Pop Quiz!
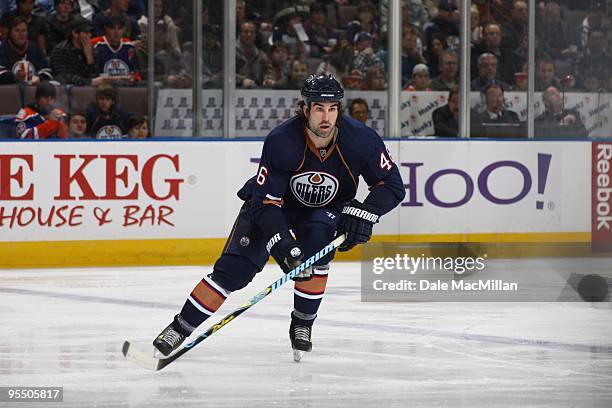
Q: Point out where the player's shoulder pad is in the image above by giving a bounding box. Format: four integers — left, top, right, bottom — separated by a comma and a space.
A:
337, 115, 384, 157
263, 116, 306, 168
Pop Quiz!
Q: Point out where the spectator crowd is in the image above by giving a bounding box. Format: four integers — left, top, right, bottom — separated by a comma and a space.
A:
0, 0, 609, 138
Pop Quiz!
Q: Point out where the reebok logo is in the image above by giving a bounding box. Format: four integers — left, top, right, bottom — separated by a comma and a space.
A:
596, 144, 612, 230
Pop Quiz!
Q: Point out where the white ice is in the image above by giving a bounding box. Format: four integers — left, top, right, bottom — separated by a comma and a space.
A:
1, 261, 611, 408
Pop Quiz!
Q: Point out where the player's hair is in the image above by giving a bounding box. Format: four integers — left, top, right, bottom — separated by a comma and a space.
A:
349, 98, 369, 115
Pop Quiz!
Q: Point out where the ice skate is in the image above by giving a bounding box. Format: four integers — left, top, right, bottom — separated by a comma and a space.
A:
290, 322, 312, 362
153, 321, 187, 357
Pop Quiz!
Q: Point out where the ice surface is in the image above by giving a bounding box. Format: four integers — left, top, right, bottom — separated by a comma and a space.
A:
0, 262, 611, 407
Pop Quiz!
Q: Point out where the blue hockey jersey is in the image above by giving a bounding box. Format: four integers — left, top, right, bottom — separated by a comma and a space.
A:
91, 36, 141, 81
248, 115, 405, 238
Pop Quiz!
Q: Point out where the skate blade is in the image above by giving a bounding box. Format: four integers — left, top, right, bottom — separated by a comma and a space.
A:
293, 349, 304, 362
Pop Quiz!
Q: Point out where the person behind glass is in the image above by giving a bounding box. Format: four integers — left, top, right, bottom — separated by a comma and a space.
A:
404, 63, 431, 91
349, 97, 369, 125
127, 115, 149, 139
429, 49, 458, 92
303, 1, 336, 58
472, 83, 519, 124
50, 17, 102, 86
272, 57, 308, 90
67, 110, 89, 139
92, 16, 141, 86
432, 88, 459, 137
535, 56, 561, 91
86, 85, 130, 139
0, 17, 53, 85
0, 0, 47, 54
424, 33, 447, 78
262, 43, 290, 88
535, 85, 588, 138
236, 20, 268, 88
92, 0, 140, 41
15, 81, 68, 139
470, 53, 508, 91
45, 0, 76, 54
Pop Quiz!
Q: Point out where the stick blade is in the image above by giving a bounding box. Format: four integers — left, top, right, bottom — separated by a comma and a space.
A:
122, 341, 163, 371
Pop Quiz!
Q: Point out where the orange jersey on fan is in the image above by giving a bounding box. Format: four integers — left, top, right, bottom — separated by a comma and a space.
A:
15, 106, 68, 139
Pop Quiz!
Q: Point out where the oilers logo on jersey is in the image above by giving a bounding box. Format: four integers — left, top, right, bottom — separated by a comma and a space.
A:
290, 171, 339, 207
96, 124, 124, 139
103, 58, 130, 77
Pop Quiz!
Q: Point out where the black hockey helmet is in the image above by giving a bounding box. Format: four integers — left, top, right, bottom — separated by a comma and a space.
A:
301, 74, 344, 105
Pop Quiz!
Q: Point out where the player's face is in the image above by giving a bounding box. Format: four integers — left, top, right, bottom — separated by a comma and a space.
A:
305, 102, 339, 139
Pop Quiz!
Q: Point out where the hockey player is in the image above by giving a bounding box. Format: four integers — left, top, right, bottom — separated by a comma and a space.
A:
15, 81, 68, 139
153, 74, 405, 360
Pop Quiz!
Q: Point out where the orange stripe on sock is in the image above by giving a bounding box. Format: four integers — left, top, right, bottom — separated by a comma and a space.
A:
294, 275, 328, 295
191, 280, 226, 312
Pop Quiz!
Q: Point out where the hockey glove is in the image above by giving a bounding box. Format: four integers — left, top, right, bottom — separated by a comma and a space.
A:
267, 230, 306, 279
337, 199, 380, 252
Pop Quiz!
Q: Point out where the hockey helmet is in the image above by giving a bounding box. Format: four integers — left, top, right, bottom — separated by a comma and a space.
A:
301, 74, 344, 105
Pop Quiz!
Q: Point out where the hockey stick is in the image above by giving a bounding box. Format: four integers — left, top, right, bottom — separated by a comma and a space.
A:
122, 234, 346, 371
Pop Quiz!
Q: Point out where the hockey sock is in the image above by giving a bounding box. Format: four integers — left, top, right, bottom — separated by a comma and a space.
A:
179, 274, 231, 328
292, 265, 329, 326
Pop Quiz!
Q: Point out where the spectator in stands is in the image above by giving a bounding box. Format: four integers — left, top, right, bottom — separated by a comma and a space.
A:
349, 97, 369, 124
304, 2, 336, 58
471, 53, 508, 91
0, 17, 52, 84
535, 56, 561, 91
399, 28, 426, 87
137, 0, 181, 58
424, 33, 446, 78
263, 42, 290, 87
315, 38, 353, 78
502, 0, 527, 50
580, 2, 607, 53
536, 1, 576, 60
45, 0, 76, 54
270, 5, 310, 58
364, 66, 386, 90
472, 22, 522, 87
127, 115, 149, 138
50, 17, 102, 85
67, 110, 89, 139
86, 85, 130, 139
236, 20, 269, 88
0, 0, 47, 52
15, 81, 67, 139
92, 16, 141, 85
472, 83, 519, 125
423, 0, 458, 52
429, 49, 458, 91
404, 63, 431, 91
272, 57, 308, 89
348, 31, 383, 79
535, 85, 588, 138
470, 4, 483, 47
432, 88, 459, 137
581, 69, 604, 92
73, 0, 99, 21
92, 0, 140, 40
201, 25, 223, 88
151, 19, 190, 88
380, 0, 428, 33
98, 0, 145, 20
576, 28, 611, 89
354, 1, 380, 49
